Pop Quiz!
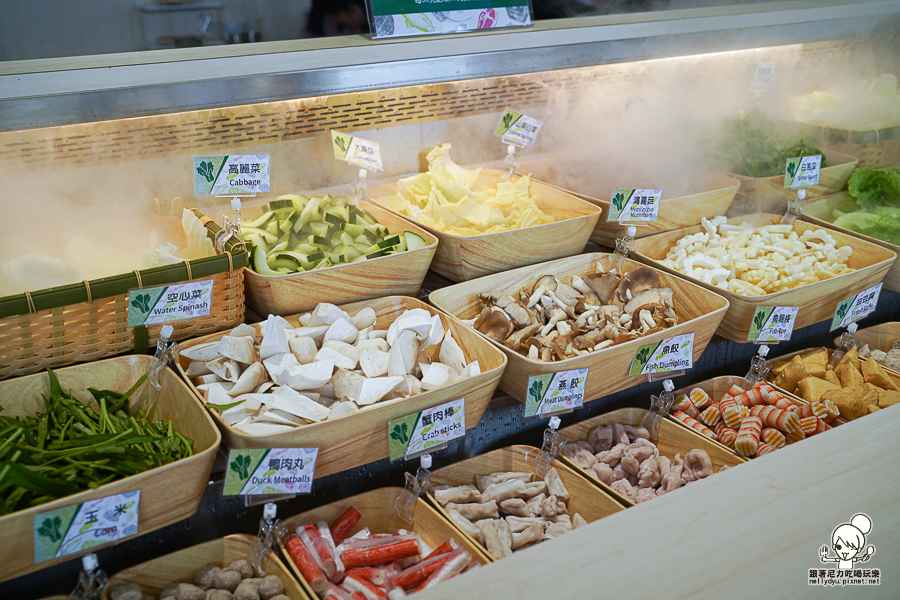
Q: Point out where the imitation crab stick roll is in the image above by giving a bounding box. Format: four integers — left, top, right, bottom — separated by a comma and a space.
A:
761, 428, 786, 448
735, 415, 763, 457
714, 422, 737, 448
720, 396, 743, 429
699, 405, 721, 427
755, 442, 778, 456
749, 405, 800, 433
689, 388, 713, 410
800, 416, 831, 435
672, 410, 715, 440
798, 401, 828, 420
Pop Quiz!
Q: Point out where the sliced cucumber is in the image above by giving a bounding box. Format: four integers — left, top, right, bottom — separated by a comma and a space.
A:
404, 231, 428, 250
253, 245, 282, 275
378, 235, 402, 249
244, 210, 275, 229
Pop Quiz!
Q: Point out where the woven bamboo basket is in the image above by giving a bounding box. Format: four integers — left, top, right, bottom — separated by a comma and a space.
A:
278, 486, 490, 598
836, 322, 900, 357
0, 356, 221, 583
429, 253, 729, 404
800, 123, 900, 168
803, 192, 900, 292
723, 150, 857, 215
513, 156, 741, 247
631, 213, 896, 343
234, 201, 438, 316
102, 534, 308, 600
0, 214, 246, 381
426, 444, 623, 561
767, 346, 900, 413
557, 407, 746, 506
369, 169, 602, 282
176, 296, 506, 480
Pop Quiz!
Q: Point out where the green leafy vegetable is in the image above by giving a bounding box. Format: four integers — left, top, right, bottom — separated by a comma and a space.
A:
847, 167, 900, 210
700, 109, 826, 177
0, 370, 193, 516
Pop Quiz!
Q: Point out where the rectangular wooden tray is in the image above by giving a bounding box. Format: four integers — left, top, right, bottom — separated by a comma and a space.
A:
369, 169, 602, 282
429, 252, 729, 404
632, 213, 897, 342
426, 444, 624, 561
240, 200, 438, 316
0, 356, 221, 583
176, 296, 506, 479
558, 407, 746, 506
514, 156, 741, 247
666, 375, 841, 457
803, 191, 900, 292
766, 346, 900, 419
278, 486, 490, 598
102, 534, 309, 600
839, 322, 900, 357
724, 149, 857, 214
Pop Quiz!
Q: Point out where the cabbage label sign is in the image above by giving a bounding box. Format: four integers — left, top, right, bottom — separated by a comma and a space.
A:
495, 108, 542, 148
224, 448, 318, 496
389, 399, 465, 460
368, 2, 532, 39
194, 155, 270, 195
34, 491, 140, 563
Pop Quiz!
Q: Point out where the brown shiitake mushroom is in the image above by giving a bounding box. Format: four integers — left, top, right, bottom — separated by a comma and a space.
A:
584, 272, 622, 304
616, 267, 661, 303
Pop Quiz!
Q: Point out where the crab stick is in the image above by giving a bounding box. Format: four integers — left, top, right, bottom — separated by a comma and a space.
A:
800, 416, 831, 435
689, 388, 713, 410
749, 405, 800, 433
719, 396, 742, 429
414, 549, 470, 592
735, 416, 762, 457
333, 506, 363, 545
388, 551, 458, 591
761, 428, 786, 448
424, 540, 455, 560
755, 442, 778, 456
300, 527, 337, 579
342, 537, 420, 570
344, 572, 389, 600
672, 410, 715, 440
714, 422, 737, 448
285, 534, 327, 594
344, 568, 385, 586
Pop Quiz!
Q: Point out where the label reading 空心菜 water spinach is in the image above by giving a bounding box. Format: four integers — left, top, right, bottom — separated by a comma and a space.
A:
126, 280, 214, 327
607, 189, 662, 222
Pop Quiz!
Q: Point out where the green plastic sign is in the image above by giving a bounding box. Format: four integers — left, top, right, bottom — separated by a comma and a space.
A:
495, 108, 542, 148
34, 491, 140, 563
831, 283, 882, 331
748, 306, 798, 343
784, 155, 821, 189
369, 3, 532, 39
194, 155, 270, 195
223, 448, 318, 496
524, 369, 588, 417
629, 333, 694, 376
332, 130, 383, 172
127, 280, 214, 327
388, 398, 465, 460
607, 188, 662, 222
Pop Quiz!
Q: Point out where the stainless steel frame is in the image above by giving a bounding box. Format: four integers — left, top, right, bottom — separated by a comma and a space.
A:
0, 0, 898, 131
